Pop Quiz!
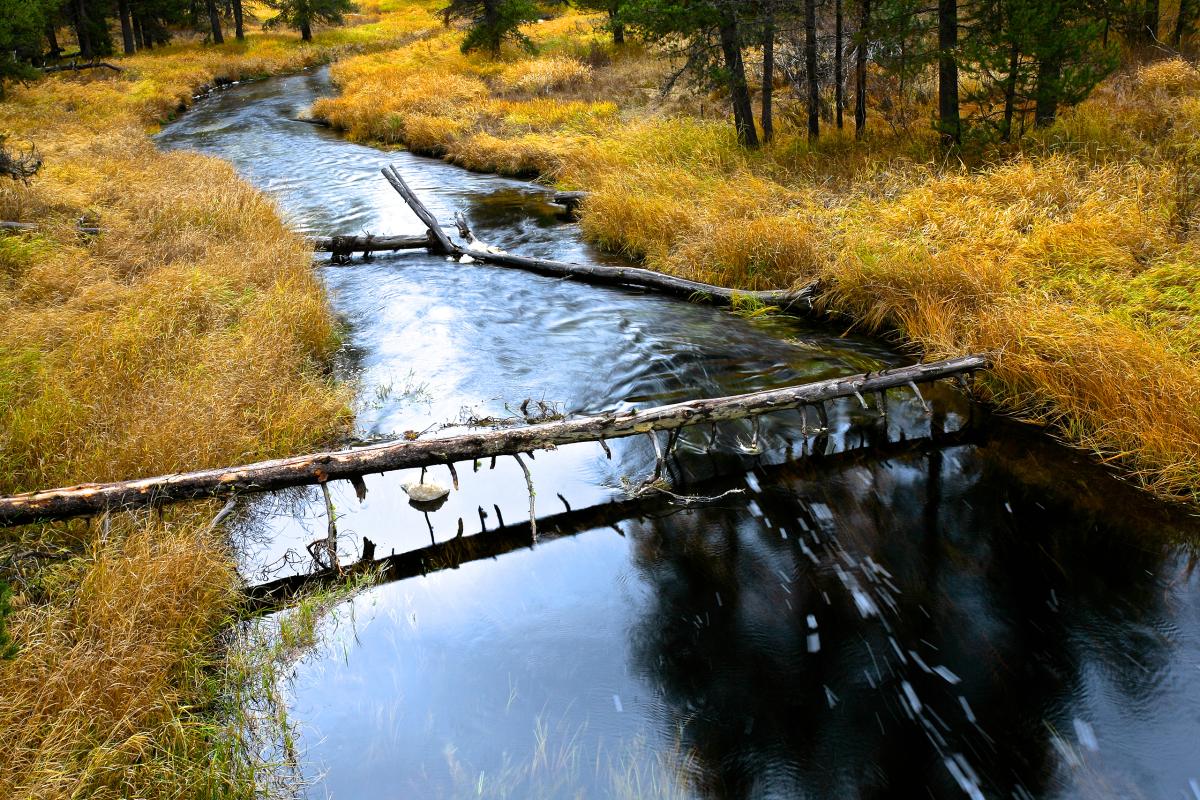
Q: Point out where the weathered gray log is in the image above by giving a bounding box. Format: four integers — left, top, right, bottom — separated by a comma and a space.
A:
43, 61, 123, 74
463, 246, 816, 309
0, 355, 987, 526
383, 165, 816, 310
310, 233, 430, 255
380, 165, 456, 254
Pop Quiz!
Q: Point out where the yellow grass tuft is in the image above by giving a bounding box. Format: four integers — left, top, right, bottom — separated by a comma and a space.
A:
497, 56, 593, 95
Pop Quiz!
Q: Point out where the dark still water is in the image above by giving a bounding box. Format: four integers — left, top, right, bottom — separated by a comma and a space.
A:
157, 69, 1200, 800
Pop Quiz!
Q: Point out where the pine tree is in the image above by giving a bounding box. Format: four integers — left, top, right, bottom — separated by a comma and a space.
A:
574, 0, 626, 45
622, 0, 763, 147
441, 0, 544, 55
263, 0, 359, 42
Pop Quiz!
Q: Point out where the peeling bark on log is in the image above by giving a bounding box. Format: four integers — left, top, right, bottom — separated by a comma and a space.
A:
0, 355, 987, 526
382, 165, 816, 310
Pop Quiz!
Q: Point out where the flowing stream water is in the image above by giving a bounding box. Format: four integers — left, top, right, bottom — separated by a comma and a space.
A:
157, 68, 1200, 800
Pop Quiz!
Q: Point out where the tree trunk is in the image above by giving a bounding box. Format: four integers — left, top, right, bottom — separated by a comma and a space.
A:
74, 0, 93, 60
45, 23, 62, 59
805, 0, 819, 141
609, 3, 624, 45
1143, 0, 1160, 43
233, 0, 245, 40
855, 0, 870, 139
1175, 0, 1193, 46
1034, 52, 1061, 127
206, 0, 224, 43
762, 6, 775, 143
301, 18, 313, 41
1001, 40, 1020, 142
717, 13, 760, 148
483, 0, 499, 53
118, 0, 136, 54
835, 0, 844, 129
0, 356, 988, 527
937, 0, 960, 145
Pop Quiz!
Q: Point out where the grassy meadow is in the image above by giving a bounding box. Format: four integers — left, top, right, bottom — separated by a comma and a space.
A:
1, 0, 1198, 797
312, 9, 1200, 505
0, 4, 445, 797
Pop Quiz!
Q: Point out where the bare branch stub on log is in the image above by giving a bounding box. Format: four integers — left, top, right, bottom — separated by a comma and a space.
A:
0, 355, 989, 526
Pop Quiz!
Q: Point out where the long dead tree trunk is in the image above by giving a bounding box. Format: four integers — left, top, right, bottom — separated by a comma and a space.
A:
0, 356, 987, 526
380, 166, 815, 309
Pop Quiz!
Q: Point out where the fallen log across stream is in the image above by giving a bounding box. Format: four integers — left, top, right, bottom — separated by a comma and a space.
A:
245, 425, 982, 613
322, 165, 818, 310
0, 355, 987, 526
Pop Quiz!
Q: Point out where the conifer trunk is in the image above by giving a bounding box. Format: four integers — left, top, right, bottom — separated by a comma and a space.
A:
233, 0, 245, 40
205, 0, 224, 43
937, 0, 960, 144
1002, 40, 1019, 142
1143, 0, 1160, 43
74, 0, 93, 60
1035, 53, 1061, 127
835, 0, 845, 129
855, 0, 870, 139
762, 5, 775, 143
717, 13, 759, 148
805, 0, 819, 141
118, 0, 136, 54
45, 23, 62, 59
609, 3, 624, 44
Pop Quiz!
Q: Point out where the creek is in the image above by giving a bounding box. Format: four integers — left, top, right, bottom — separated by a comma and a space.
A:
158, 68, 1200, 800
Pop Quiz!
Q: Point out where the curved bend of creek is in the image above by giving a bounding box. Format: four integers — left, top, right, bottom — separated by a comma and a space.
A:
158, 68, 1200, 800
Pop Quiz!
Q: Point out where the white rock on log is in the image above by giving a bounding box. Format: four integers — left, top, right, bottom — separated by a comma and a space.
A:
402, 481, 450, 503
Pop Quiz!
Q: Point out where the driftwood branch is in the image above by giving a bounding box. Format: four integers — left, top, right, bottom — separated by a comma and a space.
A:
0, 355, 987, 526
380, 165, 817, 310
